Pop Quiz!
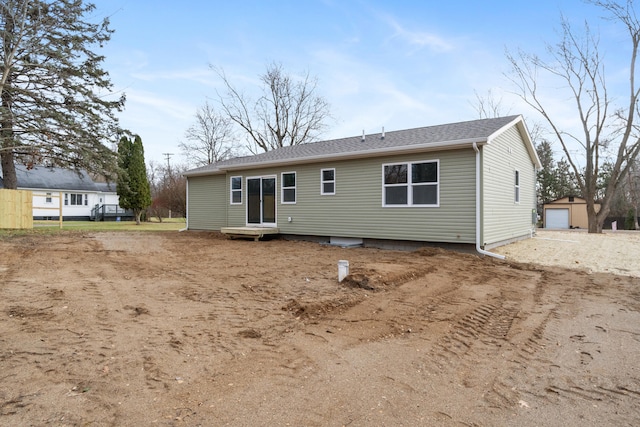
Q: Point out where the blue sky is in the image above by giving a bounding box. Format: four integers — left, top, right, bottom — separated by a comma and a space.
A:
90, 0, 626, 167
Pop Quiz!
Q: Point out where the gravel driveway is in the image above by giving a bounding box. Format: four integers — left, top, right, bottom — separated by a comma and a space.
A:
494, 229, 640, 277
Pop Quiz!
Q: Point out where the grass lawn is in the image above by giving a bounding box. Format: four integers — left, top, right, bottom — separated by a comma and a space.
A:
0, 218, 186, 237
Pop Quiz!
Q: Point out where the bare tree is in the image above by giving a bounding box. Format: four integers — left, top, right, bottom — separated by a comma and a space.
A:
214, 62, 331, 153
179, 101, 236, 167
625, 157, 640, 229
471, 89, 511, 119
506, 1, 640, 233
147, 160, 186, 221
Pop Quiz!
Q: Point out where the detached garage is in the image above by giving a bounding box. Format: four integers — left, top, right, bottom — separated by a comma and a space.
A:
543, 196, 599, 229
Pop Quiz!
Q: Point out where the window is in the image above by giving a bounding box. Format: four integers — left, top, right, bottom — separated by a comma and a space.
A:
45, 192, 52, 203
321, 168, 335, 195
230, 176, 242, 204
383, 161, 439, 206
514, 170, 520, 203
281, 172, 296, 203
68, 193, 83, 206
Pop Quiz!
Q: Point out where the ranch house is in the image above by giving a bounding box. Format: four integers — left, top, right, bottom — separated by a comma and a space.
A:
0, 165, 131, 221
183, 115, 541, 254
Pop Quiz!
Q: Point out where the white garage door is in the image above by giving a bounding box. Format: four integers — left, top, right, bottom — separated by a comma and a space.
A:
546, 208, 569, 229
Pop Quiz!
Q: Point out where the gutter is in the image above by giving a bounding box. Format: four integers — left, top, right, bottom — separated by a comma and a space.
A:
472, 142, 506, 260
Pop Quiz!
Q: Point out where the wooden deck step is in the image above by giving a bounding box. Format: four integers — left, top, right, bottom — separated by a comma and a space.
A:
221, 227, 280, 241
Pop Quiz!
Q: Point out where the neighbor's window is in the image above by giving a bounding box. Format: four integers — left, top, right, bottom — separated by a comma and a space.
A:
383, 161, 439, 206
514, 170, 520, 203
230, 176, 242, 204
84, 194, 88, 206
321, 168, 335, 195
45, 192, 52, 203
69, 193, 84, 206
281, 172, 296, 203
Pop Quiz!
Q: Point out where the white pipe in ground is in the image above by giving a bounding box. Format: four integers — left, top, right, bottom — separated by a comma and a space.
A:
338, 260, 349, 282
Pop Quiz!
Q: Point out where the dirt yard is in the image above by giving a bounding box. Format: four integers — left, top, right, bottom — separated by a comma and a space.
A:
1, 230, 639, 426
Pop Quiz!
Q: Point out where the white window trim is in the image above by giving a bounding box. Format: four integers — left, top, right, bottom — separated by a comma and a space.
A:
230, 175, 243, 205
382, 160, 440, 207
514, 169, 520, 204
45, 192, 52, 204
281, 171, 296, 204
320, 168, 336, 195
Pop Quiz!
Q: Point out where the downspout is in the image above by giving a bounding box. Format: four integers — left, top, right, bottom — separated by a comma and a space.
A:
473, 142, 506, 260
179, 178, 188, 232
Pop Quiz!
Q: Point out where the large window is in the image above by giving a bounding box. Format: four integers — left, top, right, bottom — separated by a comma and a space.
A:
281, 172, 296, 203
321, 168, 335, 195
230, 176, 242, 204
383, 160, 439, 207
514, 170, 520, 203
65, 193, 86, 206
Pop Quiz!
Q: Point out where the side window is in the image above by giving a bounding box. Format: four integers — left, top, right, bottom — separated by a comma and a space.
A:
230, 176, 242, 204
64, 193, 69, 206
321, 168, 335, 195
281, 172, 296, 204
45, 192, 52, 203
514, 170, 520, 203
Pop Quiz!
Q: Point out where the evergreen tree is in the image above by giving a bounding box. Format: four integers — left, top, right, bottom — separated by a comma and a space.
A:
536, 140, 557, 207
1, 0, 125, 189
117, 135, 151, 225
535, 140, 580, 208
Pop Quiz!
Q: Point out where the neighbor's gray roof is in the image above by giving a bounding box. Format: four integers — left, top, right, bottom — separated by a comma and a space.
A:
184, 115, 534, 177
0, 164, 115, 192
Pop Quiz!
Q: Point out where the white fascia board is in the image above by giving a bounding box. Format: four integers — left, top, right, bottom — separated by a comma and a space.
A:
183, 168, 224, 178
218, 138, 489, 172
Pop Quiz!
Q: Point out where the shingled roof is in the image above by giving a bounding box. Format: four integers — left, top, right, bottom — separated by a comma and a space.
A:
0, 164, 114, 192
184, 115, 533, 177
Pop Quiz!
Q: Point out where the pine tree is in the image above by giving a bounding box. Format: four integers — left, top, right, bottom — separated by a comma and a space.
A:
117, 135, 151, 225
1, 0, 125, 189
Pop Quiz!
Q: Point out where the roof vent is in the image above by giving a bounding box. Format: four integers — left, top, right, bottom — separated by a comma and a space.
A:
381, 126, 385, 139
361, 130, 365, 142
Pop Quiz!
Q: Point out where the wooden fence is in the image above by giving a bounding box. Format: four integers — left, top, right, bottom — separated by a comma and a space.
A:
0, 189, 33, 229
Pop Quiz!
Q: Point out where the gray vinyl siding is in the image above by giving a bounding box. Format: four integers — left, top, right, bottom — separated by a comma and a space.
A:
226, 149, 477, 243
481, 126, 536, 246
226, 174, 246, 227
187, 175, 227, 230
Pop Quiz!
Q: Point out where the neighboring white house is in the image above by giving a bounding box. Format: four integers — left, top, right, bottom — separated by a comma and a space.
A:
0, 165, 131, 221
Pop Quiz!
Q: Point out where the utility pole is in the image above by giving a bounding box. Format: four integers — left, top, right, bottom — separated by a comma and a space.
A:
162, 153, 174, 220
162, 153, 173, 174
